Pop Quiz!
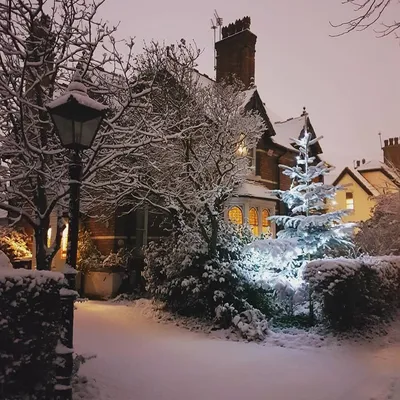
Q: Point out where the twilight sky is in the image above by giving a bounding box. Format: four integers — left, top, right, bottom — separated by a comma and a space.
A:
99, 0, 400, 174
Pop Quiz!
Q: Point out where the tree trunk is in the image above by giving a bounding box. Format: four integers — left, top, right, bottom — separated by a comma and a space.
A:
209, 215, 219, 257
35, 227, 51, 270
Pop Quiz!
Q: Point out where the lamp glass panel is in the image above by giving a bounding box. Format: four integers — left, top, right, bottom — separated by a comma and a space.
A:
51, 114, 74, 147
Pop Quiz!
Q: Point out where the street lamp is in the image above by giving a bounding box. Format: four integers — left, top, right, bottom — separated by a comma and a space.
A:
46, 70, 107, 400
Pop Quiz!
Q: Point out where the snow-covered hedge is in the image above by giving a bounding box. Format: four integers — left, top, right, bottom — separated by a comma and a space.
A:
304, 256, 400, 330
0, 269, 64, 399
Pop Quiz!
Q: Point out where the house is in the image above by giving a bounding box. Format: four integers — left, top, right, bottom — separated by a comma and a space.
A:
197, 17, 324, 238
39, 17, 327, 286
331, 137, 400, 223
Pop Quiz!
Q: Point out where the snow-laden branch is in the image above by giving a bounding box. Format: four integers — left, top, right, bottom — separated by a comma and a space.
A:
84, 42, 266, 255
0, 0, 195, 269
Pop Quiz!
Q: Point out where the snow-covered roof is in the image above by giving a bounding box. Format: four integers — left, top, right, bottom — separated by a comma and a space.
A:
357, 160, 400, 184
356, 159, 382, 171
241, 87, 257, 109
264, 106, 283, 125
271, 116, 305, 149
191, 69, 214, 88
349, 168, 380, 196
333, 167, 380, 197
190, 69, 258, 112
234, 181, 278, 200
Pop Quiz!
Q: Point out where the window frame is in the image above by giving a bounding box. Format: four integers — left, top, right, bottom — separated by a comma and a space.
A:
228, 206, 244, 225
248, 207, 259, 236
261, 208, 271, 235
345, 192, 354, 210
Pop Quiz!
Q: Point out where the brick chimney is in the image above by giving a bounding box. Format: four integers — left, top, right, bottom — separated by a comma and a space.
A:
383, 137, 400, 170
215, 16, 257, 88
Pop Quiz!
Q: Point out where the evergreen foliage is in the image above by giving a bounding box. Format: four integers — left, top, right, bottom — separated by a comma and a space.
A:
270, 126, 355, 281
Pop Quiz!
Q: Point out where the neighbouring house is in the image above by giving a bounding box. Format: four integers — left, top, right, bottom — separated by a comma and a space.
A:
26, 16, 328, 296
331, 137, 400, 223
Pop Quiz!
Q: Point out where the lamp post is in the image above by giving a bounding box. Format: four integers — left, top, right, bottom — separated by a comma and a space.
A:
46, 71, 107, 400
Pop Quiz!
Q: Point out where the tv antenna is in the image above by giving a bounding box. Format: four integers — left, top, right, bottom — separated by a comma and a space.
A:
211, 10, 223, 72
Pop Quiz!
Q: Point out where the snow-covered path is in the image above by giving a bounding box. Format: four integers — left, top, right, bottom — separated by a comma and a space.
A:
75, 301, 400, 400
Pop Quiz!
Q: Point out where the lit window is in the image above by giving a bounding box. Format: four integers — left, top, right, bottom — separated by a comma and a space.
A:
61, 224, 68, 259
248, 147, 256, 169
262, 209, 271, 235
47, 227, 52, 248
249, 207, 258, 236
237, 143, 247, 156
237, 134, 248, 156
228, 206, 243, 225
345, 192, 354, 210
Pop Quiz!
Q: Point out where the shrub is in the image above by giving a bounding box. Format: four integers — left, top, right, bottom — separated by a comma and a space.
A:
102, 247, 133, 271
77, 227, 102, 274
304, 256, 400, 330
144, 223, 243, 317
0, 227, 32, 261
78, 227, 133, 273
144, 223, 271, 340
355, 192, 400, 256
0, 269, 64, 399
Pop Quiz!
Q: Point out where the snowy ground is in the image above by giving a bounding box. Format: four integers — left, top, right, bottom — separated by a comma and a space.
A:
74, 300, 400, 400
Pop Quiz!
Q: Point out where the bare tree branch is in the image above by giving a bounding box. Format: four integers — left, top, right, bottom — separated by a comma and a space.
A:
331, 0, 400, 39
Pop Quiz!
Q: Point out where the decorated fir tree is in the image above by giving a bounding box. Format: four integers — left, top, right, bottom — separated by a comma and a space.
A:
270, 116, 354, 282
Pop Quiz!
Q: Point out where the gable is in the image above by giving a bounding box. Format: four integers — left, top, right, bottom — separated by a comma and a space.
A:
271, 115, 322, 155
241, 91, 322, 157
243, 89, 275, 138
333, 167, 379, 197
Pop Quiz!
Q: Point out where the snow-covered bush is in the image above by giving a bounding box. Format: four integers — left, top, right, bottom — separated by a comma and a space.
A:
0, 269, 64, 398
231, 308, 269, 341
144, 223, 245, 317
304, 256, 400, 330
144, 222, 271, 340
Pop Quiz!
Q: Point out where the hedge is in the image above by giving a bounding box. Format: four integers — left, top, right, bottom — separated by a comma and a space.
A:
0, 269, 64, 399
304, 256, 400, 330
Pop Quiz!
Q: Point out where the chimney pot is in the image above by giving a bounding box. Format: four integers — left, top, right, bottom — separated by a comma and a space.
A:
384, 139, 389, 147
356, 160, 360, 168
382, 137, 400, 170
362, 158, 365, 164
